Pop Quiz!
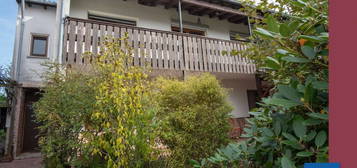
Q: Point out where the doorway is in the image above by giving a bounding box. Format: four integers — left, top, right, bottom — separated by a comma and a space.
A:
21, 89, 41, 153
247, 90, 258, 110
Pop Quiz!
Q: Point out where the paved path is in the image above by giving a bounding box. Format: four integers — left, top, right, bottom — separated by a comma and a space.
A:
0, 157, 42, 168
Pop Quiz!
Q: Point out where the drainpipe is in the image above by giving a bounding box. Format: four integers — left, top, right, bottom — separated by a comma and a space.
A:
15, 0, 26, 81
178, 0, 183, 33
56, 0, 64, 64
177, 0, 186, 79
247, 16, 252, 36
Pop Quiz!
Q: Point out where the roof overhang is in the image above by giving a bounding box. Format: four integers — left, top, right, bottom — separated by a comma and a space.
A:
138, 0, 255, 24
16, 0, 57, 8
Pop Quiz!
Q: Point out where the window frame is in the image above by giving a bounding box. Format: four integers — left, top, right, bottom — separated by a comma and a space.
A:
30, 34, 49, 58
87, 11, 137, 26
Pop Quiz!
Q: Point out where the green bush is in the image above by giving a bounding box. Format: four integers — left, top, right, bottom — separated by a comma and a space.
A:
155, 74, 232, 167
193, 0, 328, 167
35, 38, 233, 168
87, 38, 157, 168
34, 37, 157, 168
34, 65, 98, 167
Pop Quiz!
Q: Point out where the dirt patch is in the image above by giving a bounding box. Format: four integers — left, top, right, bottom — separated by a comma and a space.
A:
0, 157, 42, 168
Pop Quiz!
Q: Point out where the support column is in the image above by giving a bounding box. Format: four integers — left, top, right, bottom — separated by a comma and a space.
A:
3, 86, 21, 160
10, 87, 24, 158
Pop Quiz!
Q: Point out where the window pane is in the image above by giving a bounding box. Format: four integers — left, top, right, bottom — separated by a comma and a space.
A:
32, 38, 47, 56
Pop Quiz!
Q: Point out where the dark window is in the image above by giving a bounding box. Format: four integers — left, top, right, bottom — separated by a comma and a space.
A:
88, 14, 136, 26
230, 31, 250, 42
30, 35, 48, 57
247, 90, 259, 110
171, 26, 206, 36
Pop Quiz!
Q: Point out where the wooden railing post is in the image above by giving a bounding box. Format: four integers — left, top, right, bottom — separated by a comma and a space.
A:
62, 18, 69, 64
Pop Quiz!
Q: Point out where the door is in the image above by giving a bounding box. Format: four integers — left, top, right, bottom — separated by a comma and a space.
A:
22, 89, 41, 152
247, 90, 258, 110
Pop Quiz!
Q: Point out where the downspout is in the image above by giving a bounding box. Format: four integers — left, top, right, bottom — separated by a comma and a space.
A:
15, 0, 26, 81
56, 0, 64, 64
247, 16, 252, 36
178, 0, 186, 79
178, 0, 184, 33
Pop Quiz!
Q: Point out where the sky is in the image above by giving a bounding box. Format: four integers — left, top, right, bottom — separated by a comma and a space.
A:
0, 0, 17, 67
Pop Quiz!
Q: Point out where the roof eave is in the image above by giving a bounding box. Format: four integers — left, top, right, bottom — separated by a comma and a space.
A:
16, 0, 57, 8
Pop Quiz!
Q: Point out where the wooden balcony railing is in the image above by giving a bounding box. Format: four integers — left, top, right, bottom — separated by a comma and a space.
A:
62, 17, 256, 74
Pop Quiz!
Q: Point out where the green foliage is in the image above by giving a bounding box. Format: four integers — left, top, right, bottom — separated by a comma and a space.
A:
34, 65, 98, 167
34, 37, 157, 168
193, 0, 328, 167
87, 37, 157, 168
0, 66, 15, 108
35, 35, 233, 167
155, 74, 232, 167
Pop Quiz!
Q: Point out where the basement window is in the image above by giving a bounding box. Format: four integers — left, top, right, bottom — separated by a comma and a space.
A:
88, 13, 137, 26
30, 35, 48, 57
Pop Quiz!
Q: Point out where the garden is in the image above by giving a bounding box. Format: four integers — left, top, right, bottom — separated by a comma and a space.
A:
26, 0, 328, 167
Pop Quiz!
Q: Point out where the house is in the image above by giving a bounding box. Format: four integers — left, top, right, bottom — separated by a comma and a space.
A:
5, 0, 261, 159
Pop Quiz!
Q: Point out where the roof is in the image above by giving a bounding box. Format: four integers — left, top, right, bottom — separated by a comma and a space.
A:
16, 0, 56, 8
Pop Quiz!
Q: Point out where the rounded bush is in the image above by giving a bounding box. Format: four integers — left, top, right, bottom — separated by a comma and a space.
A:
155, 74, 232, 167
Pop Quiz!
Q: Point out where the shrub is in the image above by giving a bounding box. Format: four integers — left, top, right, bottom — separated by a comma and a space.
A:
86, 38, 157, 168
34, 37, 158, 168
193, 0, 328, 167
155, 74, 232, 167
35, 38, 233, 168
34, 65, 98, 167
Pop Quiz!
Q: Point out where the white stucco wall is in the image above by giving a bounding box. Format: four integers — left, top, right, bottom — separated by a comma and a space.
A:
15, 5, 57, 84
221, 77, 257, 118
69, 0, 250, 40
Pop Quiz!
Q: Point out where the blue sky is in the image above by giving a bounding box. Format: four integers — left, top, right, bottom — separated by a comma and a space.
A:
0, 0, 17, 67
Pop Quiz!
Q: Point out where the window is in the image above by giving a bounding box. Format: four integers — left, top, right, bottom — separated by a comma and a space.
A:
230, 31, 250, 42
171, 26, 206, 36
88, 13, 137, 26
30, 35, 48, 57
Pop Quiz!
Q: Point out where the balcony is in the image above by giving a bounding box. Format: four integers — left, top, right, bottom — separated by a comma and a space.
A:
62, 17, 256, 74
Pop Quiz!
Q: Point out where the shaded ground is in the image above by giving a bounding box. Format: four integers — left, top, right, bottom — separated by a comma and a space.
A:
0, 157, 42, 168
